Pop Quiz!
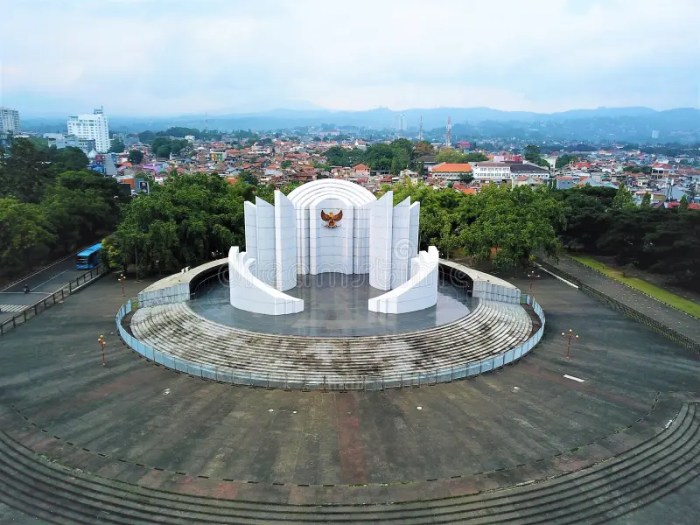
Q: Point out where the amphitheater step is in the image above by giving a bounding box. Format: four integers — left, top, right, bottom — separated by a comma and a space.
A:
0, 404, 698, 524
126, 298, 535, 389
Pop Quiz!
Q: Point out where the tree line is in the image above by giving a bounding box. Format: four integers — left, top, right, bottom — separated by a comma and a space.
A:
106, 175, 699, 291
0, 139, 127, 278
556, 186, 700, 290
103, 175, 564, 274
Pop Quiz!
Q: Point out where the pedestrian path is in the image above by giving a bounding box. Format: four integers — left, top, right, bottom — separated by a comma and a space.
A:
0, 305, 27, 313
542, 255, 700, 346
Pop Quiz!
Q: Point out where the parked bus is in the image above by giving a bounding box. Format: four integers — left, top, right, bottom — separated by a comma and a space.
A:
76, 243, 103, 270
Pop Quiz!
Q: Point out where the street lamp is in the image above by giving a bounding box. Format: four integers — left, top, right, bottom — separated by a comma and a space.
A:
561, 329, 579, 359
98, 334, 107, 367
118, 273, 126, 297
527, 270, 541, 294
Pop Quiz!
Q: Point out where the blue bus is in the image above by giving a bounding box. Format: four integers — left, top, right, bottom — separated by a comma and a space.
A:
76, 243, 103, 270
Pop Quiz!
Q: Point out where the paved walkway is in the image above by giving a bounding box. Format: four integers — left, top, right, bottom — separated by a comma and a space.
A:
542, 255, 700, 345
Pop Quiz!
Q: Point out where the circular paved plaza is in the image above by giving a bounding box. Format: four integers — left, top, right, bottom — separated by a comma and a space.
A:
0, 269, 699, 523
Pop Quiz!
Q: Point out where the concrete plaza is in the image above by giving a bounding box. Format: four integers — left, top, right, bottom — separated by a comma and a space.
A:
0, 268, 698, 523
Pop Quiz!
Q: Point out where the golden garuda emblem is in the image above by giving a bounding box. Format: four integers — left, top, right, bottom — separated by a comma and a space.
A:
321, 209, 343, 228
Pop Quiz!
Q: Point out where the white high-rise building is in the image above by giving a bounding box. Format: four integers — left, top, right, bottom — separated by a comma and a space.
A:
67, 108, 110, 153
0, 108, 21, 133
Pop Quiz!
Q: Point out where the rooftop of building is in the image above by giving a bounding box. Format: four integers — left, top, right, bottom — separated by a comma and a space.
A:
432, 162, 473, 173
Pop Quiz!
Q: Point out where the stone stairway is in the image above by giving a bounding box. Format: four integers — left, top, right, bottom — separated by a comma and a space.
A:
129, 299, 534, 386
0, 403, 697, 524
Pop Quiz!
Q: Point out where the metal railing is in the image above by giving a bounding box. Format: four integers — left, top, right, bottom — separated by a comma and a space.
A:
0, 265, 105, 336
115, 293, 546, 391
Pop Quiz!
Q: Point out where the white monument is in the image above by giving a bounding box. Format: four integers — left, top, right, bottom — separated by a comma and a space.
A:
229, 179, 439, 315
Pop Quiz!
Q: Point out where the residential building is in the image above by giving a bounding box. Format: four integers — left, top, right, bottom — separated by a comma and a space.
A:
507, 162, 550, 179
67, 108, 110, 153
44, 133, 79, 149
471, 162, 511, 181
0, 107, 20, 133
353, 163, 370, 178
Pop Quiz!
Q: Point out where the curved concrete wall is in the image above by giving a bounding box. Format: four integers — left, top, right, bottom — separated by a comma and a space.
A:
289, 180, 374, 277
137, 258, 227, 307
369, 246, 439, 314
228, 247, 303, 315
440, 260, 521, 304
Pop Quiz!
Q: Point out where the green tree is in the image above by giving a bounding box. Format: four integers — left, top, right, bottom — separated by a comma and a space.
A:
365, 144, 394, 171
110, 139, 126, 153
43, 170, 125, 251
643, 210, 700, 287
464, 185, 564, 267
324, 146, 366, 167
163, 127, 199, 138
0, 138, 53, 202
138, 130, 156, 144
523, 145, 541, 163
555, 187, 615, 251
523, 145, 550, 167
388, 181, 563, 267
556, 154, 578, 169
612, 183, 635, 210
49, 147, 89, 173
128, 150, 144, 164
239, 170, 258, 186
464, 152, 489, 162
413, 141, 434, 157
0, 198, 55, 272
436, 148, 468, 163
280, 160, 292, 169
640, 192, 651, 207
112, 174, 247, 273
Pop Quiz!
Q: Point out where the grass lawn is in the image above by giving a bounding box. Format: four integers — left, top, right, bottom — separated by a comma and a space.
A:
570, 255, 700, 319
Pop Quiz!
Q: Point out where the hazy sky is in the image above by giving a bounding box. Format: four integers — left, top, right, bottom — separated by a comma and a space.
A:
2, 0, 698, 116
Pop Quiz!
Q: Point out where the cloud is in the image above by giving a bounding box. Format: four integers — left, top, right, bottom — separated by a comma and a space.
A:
1, 0, 698, 116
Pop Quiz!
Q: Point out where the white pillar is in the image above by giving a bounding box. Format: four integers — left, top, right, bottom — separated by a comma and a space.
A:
274, 191, 297, 291
369, 192, 393, 290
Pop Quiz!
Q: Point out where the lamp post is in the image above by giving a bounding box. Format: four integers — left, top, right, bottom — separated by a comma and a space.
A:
527, 270, 541, 295
98, 334, 107, 366
561, 329, 579, 359
118, 273, 126, 297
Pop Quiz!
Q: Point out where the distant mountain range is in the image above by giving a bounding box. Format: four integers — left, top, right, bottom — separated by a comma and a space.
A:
21, 106, 700, 143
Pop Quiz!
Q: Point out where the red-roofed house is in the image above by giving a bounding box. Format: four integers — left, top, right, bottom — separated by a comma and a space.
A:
453, 182, 478, 195
666, 201, 700, 210
354, 163, 370, 177
429, 162, 473, 181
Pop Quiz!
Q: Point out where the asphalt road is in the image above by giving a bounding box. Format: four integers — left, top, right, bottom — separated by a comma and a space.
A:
0, 256, 89, 323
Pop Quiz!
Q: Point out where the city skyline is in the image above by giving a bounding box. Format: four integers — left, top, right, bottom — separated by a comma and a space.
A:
2, 0, 699, 117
